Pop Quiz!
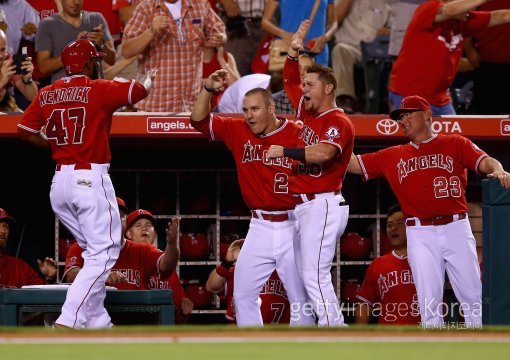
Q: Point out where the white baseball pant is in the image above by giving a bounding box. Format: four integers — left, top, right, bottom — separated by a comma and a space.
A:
406, 216, 482, 328
234, 210, 315, 326
294, 193, 349, 326
51, 164, 121, 329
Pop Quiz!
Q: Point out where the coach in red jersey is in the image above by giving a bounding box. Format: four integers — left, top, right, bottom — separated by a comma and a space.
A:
190, 69, 313, 327
17, 40, 154, 329
348, 95, 510, 328
267, 20, 355, 327
355, 204, 420, 325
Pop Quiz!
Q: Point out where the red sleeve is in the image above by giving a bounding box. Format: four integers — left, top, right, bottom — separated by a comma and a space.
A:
63, 243, 85, 280
141, 244, 164, 276
283, 56, 304, 111
454, 135, 488, 174
355, 260, 379, 306
318, 112, 354, 153
357, 150, 387, 181
98, 79, 148, 111
464, 11, 491, 37
17, 93, 44, 138
411, 0, 443, 30
190, 114, 236, 144
168, 272, 185, 309
19, 261, 46, 286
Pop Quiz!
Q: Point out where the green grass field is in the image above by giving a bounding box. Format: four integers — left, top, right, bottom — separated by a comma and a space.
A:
2, 342, 510, 360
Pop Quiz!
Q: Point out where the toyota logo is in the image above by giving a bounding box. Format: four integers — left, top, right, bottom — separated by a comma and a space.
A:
376, 119, 399, 135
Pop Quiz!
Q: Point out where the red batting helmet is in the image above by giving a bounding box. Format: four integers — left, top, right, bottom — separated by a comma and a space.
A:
340, 232, 372, 260
179, 233, 209, 260
61, 40, 104, 75
116, 197, 128, 215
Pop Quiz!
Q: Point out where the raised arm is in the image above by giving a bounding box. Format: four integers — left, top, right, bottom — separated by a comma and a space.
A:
158, 217, 181, 276
190, 69, 229, 122
122, 15, 169, 58
262, 0, 294, 45
347, 153, 363, 175
206, 239, 244, 293
488, 9, 510, 27
283, 20, 310, 108
435, 0, 489, 22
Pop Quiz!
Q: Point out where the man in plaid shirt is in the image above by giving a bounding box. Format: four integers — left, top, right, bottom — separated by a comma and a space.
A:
122, 0, 226, 112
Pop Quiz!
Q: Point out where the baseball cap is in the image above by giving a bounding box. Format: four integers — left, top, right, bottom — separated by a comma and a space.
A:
116, 197, 128, 215
126, 209, 155, 229
0, 208, 15, 228
389, 95, 431, 120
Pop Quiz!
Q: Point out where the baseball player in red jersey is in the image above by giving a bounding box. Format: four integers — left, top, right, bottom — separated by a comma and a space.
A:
64, 204, 180, 292
206, 240, 291, 324
348, 95, 510, 328
190, 70, 313, 327
125, 209, 194, 323
16, 40, 154, 329
355, 205, 420, 325
267, 20, 354, 326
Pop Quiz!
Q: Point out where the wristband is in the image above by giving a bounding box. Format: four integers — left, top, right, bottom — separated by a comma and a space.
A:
204, 84, 215, 93
283, 147, 306, 161
287, 54, 299, 61
216, 260, 234, 278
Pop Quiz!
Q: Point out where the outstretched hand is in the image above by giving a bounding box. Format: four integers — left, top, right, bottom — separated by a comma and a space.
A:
289, 20, 310, 55
225, 239, 244, 262
166, 216, 180, 246
205, 69, 229, 92
37, 257, 57, 282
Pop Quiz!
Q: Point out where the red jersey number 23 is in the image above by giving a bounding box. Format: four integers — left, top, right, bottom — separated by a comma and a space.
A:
45, 107, 86, 145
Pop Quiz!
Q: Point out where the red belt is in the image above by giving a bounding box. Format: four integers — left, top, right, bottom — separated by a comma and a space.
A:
56, 163, 92, 171
406, 213, 467, 227
297, 190, 342, 204
251, 210, 290, 222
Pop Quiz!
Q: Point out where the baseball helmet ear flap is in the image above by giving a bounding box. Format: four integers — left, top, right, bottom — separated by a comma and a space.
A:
61, 40, 105, 75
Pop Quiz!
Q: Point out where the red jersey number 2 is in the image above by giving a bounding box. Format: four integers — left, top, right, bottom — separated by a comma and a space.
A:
45, 107, 86, 145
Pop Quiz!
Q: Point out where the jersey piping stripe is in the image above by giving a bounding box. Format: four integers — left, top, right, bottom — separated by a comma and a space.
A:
320, 140, 342, 153
260, 119, 289, 138
474, 154, 488, 174
128, 80, 135, 105
209, 114, 216, 141
355, 294, 374, 307
297, 96, 304, 119
357, 155, 370, 182
317, 199, 330, 326
316, 107, 344, 119
155, 253, 164, 276
17, 123, 40, 134
61, 266, 80, 281
391, 250, 408, 260
72, 176, 117, 328
410, 133, 437, 149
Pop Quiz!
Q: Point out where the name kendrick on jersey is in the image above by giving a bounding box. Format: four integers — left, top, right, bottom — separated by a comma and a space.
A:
39, 86, 91, 106
398, 154, 454, 183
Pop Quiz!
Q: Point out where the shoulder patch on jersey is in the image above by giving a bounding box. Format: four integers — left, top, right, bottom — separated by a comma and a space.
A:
325, 126, 340, 141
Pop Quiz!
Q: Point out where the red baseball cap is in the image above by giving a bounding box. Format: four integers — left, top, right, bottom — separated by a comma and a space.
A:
116, 197, 128, 215
390, 95, 432, 120
126, 209, 155, 229
0, 208, 15, 228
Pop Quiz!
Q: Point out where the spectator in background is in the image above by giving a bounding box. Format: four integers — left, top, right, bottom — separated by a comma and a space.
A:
355, 204, 420, 325
125, 209, 193, 324
0, 0, 39, 56
331, 0, 391, 113
0, 208, 56, 288
122, 0, 226, 112
262, 0, 337, 66
203, 45, 240, 109
35, 0, 116, 83
219, 0, 266, 76
465, 0, 510, 115
388, 0, 427, 57
0, 29, 38, 111
388, 0, 510, 115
